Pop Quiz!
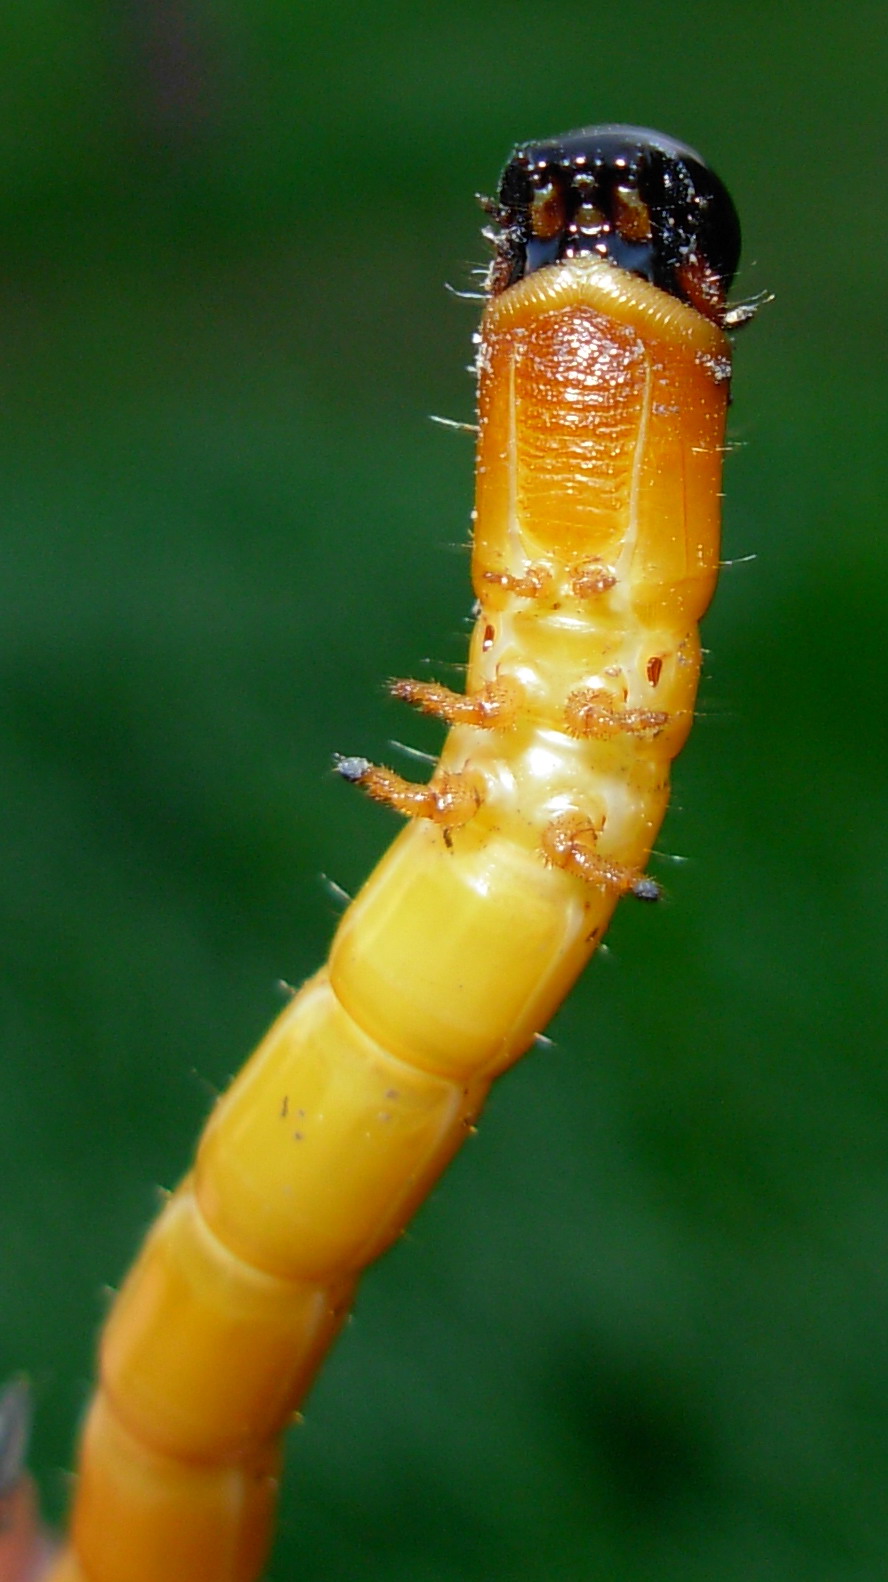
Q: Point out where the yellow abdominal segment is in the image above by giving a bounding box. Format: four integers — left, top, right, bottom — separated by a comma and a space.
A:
46, 258, 730, 1582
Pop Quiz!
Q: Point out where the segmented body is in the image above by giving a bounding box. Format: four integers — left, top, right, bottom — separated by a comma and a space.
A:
44, 128, 740, 1582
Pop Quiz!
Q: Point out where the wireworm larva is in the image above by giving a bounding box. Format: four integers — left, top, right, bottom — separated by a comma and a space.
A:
33, 124, 748, 1582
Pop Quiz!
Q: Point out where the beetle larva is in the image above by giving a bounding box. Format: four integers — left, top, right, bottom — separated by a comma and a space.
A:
38, 125, 744, 1582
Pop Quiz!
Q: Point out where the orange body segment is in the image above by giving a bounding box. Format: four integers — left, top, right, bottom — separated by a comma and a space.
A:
101, 1183, 354, 1462
70, 1397, 279, 1582
46, 238, 732, 1580
196, 971, 480, 1278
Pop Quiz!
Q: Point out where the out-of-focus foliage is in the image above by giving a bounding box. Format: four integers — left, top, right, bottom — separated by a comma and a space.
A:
1, 4, 886, 1578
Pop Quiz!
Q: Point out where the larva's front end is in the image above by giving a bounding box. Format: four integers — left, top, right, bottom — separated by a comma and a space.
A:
464, 124, 740, 925
333, 125, 743, 1078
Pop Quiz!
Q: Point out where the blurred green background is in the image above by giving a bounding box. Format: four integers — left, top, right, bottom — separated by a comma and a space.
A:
1, 3, 886, 1578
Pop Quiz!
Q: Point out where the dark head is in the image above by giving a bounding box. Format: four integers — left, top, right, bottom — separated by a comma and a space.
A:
486, 124, 741, 327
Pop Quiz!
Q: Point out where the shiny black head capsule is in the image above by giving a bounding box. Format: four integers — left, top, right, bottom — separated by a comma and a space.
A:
485, 124, 741, 326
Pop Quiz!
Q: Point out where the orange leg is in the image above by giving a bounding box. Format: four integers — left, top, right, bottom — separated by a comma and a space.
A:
389, 675, 520, 729
564, 685, 670, 740
333, 755, 483, 829
541, 811, 662, 901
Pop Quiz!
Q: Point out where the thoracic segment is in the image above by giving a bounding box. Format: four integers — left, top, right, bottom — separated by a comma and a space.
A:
343, 662, 673, 896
